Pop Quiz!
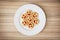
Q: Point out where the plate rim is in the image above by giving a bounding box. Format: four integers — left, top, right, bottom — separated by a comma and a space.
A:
14, 4, 46, 36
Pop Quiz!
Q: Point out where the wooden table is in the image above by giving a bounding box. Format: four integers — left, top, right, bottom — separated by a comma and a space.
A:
0, 0, 60, 40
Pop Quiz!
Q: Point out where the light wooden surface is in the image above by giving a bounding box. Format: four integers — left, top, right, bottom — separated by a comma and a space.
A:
0, 0, 60, 40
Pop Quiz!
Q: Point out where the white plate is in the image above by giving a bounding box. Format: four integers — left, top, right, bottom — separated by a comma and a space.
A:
14, 4, 46, 36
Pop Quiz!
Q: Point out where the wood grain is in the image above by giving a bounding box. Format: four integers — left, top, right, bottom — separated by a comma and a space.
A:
0, 0, 60, 40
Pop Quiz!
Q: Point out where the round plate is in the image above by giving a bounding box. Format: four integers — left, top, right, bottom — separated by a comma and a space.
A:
14, 4, 46, 36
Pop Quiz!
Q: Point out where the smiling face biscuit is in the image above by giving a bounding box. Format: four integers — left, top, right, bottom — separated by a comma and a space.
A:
21, 10, 39, 28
